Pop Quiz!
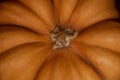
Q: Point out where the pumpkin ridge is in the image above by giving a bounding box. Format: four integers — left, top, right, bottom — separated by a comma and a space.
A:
0, 25, 43, 35
0, 26, 49, 53
19, 0, 55, 27
77, 21, 120, 52
77, 19, 118, 33
53, 0, 62, 24
78, 42, 120, 54
0, 42, 47, 56
33, 49, 53, 80
50, 0, 57, 25
0, 41, 43, 55
72, 42, 120, 80
67, 0, 86, 25
0, 42, 47, 57
17, 0, 51, 28
0, 1, 50, 34
72, 41, 120, 58
67, 0, 119, 30
35, 49, 82, 79
0, 42, 51, 80
84, 7, 119, 25
59, 0, 79, 25
70, 45, 104, 80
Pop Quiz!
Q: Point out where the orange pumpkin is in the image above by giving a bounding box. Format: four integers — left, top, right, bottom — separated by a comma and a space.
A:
0, 0, 120, 80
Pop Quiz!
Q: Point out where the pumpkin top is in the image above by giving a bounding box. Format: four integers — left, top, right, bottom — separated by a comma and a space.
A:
0, 0, 120, 80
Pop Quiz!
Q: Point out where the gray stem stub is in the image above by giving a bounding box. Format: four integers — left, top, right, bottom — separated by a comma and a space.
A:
50, 25, 78, 50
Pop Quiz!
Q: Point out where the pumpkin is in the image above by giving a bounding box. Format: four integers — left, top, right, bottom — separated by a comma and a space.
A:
0, 0, 120, 80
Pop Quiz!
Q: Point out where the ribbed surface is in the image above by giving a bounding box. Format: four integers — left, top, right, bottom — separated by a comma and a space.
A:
0, 0, 120, 80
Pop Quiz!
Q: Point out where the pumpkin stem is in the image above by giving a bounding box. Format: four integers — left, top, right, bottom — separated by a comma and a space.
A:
50, 25, 78, 50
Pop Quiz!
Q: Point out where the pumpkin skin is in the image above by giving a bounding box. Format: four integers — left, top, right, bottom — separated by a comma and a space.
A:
0, 0, 120, 80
